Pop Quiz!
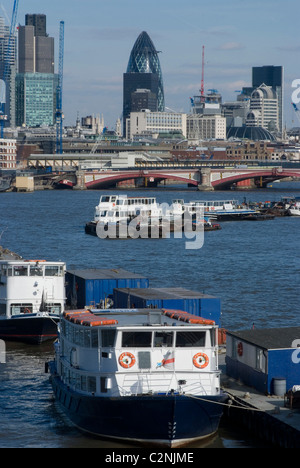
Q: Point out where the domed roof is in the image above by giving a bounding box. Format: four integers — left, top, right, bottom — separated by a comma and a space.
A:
251, 83, 277, 100
227, 126, 276, 141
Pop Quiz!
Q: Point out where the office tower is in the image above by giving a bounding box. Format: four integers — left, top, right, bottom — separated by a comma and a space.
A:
246, 83, 279, 131
0, 16, 18, 127
18, 14, 54, 74
25, 14, 47, 37
240, 66, 284, 134
252, 66, 284, 134
123, 31, 164, 135
16, 14, 57, 127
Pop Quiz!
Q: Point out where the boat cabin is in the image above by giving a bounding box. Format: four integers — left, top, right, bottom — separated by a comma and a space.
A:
94, 195, 160, 223
0, 260, 66, 318
58, 308, 220, 398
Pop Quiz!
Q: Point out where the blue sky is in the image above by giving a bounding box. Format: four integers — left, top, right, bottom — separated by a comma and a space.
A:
2, 0, 300, 129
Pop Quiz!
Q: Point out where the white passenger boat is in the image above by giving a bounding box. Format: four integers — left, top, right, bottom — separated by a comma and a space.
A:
86, 195, 187, 237
94, 194, 161, 224
182, 199, 258, 220
288, 199, 300, 216
47, 308, 228, 447
0, 259, 66, 344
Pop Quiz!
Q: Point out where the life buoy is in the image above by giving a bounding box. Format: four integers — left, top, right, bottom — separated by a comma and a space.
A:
237, 342, 243, 357
119, 352, 136, 369
193, 353, 209, 369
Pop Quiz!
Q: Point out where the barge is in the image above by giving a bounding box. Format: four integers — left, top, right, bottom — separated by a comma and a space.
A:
48, 308, 227, 447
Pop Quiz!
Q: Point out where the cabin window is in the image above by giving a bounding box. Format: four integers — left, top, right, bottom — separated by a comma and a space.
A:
101, 329, 116, 348
154, 331, 174, 347
45, 266, 63, 277
122, 331, 152, 348
10, 304, 33, 316
87, 376, 96, 394
0, 304, 6, 316
91, 329, 99, 348
45, 304, 61, 315
13, 266, 28, 276
175, 331, 206, 348
30, 265, 43, 276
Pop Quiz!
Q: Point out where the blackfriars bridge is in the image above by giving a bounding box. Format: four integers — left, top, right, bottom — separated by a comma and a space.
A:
29, 155, 300, 190
75, 164, 300, 190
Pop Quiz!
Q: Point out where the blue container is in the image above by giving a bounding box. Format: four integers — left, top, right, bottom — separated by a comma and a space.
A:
113, 287, 221, 325
66, 269, 149, 309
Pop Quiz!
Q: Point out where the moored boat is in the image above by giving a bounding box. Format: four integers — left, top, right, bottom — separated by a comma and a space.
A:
288, 198, 300, 216
0, 259, 66, 344
183, 199, 258, 220
47, 308, 228, 447
85, 195, 219, 238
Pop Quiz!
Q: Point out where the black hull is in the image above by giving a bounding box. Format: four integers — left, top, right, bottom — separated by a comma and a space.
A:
49, 364, 227, 447
85, 221, 221, 238
0, 316, 59, 345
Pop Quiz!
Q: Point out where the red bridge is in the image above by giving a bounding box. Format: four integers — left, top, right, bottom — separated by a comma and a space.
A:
78, 164, 300, 190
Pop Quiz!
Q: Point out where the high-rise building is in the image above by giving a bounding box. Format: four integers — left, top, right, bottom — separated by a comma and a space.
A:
252, 66, 284, 134
246, 83, 279, 132
240, 65, 284, 134
123, 31, 164, 136
25, 14, 47, 37
16, 14, 57, 127
18, 14, 54, 74
0, 16, 18, 127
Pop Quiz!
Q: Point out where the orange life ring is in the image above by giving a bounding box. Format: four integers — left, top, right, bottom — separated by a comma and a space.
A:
237, 342, 243, 357
193, 353, 209, 369
119, 352, 136, 369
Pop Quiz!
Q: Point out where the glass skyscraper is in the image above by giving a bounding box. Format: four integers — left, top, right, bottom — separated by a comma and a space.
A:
123, 31, 165, 136
15, 73, 58, 127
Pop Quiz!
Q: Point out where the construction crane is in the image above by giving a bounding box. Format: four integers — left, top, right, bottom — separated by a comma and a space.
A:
200, 45, 205, 102
0, 0, 19, 138
56, 21, 65, 154
292, 103, 300, 126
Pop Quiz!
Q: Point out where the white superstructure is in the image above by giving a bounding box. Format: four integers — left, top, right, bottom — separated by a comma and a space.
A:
57, 309, 220, 398
94, 195, 162, 224
0, 259, 66, 318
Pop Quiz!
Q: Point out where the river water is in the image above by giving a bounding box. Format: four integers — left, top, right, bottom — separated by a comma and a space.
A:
0, 182, 299, 448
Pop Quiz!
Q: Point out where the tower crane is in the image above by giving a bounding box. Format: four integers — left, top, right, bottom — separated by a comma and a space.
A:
56, 21, 65, 154
200, 45, 205, 102
0, 0, 19, 138
292, 103, 300, 126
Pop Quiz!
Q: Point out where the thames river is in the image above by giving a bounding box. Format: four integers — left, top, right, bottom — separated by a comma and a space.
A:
0, 182, 299, 448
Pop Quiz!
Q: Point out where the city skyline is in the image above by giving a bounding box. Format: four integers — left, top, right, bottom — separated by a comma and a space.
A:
1, 0, 300, 130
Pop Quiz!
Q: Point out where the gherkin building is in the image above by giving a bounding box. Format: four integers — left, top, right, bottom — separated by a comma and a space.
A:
123, 31, 165, 135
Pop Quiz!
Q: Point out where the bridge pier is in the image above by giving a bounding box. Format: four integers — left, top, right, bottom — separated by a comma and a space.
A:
197, 168, 214, 191
74, 170, 86, 190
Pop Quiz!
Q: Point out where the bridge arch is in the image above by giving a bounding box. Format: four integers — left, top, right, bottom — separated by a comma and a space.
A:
85, 170, 199, 189
212, 169, 300, 190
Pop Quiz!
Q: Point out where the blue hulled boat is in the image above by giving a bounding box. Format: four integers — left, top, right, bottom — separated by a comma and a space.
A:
47, 308, 228, 447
